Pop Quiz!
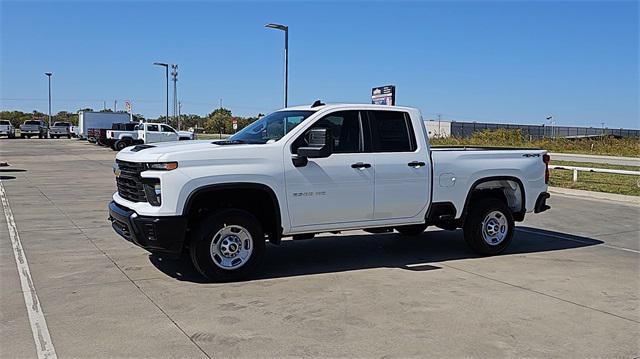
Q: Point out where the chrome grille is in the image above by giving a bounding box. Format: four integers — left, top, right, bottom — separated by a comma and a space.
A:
115, 160, 147, 203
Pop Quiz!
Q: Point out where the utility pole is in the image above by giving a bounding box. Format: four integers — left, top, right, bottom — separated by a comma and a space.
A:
601, 122, 605, 136
171, 64, 178, 126
114, 100, 117, 112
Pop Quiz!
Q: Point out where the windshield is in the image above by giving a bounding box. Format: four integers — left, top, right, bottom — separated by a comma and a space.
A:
53, 122, 69, 127
228, 110, 314, 144
25, 120, 40, 125
0, 120, 10, 125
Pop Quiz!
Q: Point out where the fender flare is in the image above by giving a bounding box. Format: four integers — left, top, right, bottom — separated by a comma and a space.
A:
461, 176, 526, 221
182, 182, 283, 243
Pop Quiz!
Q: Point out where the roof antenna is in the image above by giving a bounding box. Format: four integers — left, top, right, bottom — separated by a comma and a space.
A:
311, 100, 325, 108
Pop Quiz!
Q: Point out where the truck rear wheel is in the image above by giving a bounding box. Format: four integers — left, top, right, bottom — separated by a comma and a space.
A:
114, 139, 129, 151
395, 224, 428, 236
190, 209, 265, 282
463, 198, 514, 255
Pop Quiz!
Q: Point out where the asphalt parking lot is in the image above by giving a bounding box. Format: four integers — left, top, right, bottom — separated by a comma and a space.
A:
1, 138, 639, 358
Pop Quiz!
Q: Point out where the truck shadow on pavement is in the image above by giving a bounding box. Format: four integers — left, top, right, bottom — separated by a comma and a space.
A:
149, 226, 603, 283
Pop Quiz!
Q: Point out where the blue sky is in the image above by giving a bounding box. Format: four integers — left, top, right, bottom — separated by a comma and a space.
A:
1, 1, 638, 128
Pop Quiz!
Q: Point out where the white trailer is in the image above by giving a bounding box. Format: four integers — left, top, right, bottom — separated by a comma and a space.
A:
77, 111, 131, 139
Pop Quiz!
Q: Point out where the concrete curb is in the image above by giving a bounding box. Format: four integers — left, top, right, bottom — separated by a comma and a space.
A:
549, 186, 640, 205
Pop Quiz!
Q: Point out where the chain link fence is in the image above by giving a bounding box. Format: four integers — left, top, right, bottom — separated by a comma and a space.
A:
449, 122, 640, 139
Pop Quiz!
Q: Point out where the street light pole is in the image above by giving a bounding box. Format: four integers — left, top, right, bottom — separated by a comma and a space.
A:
45, 72, 52, 126
265, 23, 289, 108
153, 62, 169, 123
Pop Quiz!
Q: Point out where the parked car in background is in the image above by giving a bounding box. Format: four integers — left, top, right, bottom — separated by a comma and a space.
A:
108, 103, 551, 282
106, 122, 195, 151
50, 121, 72, 139
0, 120, 16, 138
19, 120, 48, 139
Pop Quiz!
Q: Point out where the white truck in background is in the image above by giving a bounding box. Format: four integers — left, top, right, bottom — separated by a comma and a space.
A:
0, 120, 16, 138
78, 111, 131, 140
106, 122, 195, 151
109, 103, 551, 282
49, 121, 72, 138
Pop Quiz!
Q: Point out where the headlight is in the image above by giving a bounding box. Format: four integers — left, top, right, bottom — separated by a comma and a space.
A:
146, 162, 178, 171
142, 178, 162, 206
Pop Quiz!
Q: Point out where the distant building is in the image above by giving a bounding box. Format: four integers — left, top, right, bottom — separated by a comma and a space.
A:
423, 119, 639, 139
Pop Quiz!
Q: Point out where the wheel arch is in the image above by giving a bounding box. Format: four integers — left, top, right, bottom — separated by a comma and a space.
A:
182, 182, 283, 244
461, 176, 526, 222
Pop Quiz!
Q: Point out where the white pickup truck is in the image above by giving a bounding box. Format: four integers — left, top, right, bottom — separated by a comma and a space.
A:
109, 103, 551, 281
106, 122, 194, 151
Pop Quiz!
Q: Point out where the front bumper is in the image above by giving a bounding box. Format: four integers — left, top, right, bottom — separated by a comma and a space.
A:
108, 200, 187, 256
534, 192, 551, 213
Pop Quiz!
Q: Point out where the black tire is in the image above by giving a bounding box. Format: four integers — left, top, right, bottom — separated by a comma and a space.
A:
190, 209, 265, 282
463, 198, 514, 255
395, 224, 428, 236
114, 139, 129, 151
67, 134, 71, 139
38, 134, 42, 139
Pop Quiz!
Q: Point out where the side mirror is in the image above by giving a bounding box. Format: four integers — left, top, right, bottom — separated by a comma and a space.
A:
297, 128, 333, 159
292, 128, 333, 167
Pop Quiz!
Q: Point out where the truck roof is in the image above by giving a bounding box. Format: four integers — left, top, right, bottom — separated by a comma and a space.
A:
280, 103, 418, 112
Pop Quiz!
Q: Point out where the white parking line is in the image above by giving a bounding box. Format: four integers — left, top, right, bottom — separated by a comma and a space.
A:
0, 181, 57, 359
517, 227, 640, 254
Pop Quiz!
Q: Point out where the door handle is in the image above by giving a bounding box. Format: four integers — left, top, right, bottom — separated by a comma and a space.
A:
351, 162, 371, 169
408, 161, 426, 168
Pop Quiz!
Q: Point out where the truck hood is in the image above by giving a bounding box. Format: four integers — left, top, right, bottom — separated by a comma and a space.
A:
115, 140, 263, 162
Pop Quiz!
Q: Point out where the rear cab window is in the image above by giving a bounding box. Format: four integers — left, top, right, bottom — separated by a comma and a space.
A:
366, 110, 416, 152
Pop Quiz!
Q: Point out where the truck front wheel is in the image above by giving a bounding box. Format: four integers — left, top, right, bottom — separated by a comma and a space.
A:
190, 209, 265, 282
463, 198, 514, 255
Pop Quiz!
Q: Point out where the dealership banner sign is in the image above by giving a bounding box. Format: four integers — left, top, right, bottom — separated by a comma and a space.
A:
371, 85, 396, 106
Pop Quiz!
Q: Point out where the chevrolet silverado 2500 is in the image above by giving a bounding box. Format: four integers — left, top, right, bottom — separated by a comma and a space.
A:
108, 103, 550, 281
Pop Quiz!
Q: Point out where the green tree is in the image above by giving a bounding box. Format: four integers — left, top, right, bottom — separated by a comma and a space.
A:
204, 108, 232, 134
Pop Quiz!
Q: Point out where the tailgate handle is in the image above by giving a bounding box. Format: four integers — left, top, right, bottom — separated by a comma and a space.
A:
408, 161, 426, 168
351, 162, 371, 169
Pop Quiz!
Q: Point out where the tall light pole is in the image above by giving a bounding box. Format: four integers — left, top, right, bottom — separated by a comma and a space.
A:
153, 62, 169, 123
171, 64, 178, 125
44, 72, 52, 126
265, 23, 288, 108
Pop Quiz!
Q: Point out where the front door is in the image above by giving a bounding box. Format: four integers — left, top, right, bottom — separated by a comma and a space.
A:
284, 110, 374, 228
145, 124, 162, 143
161, 124, 178, 142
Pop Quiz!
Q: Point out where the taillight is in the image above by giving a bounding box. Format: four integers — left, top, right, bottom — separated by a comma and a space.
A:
543, 154, 550, 184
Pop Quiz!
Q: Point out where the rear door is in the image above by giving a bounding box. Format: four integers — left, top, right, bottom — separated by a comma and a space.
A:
366, 110, 430, 220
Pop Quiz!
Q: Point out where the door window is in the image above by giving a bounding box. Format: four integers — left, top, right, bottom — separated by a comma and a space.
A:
292, 111, 362, 153
161, 125, 175, 133
368, 111, 416, 152
147, 124, 159, 132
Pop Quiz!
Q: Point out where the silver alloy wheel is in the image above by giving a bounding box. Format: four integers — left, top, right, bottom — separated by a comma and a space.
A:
209, 224, 253, 270
481, 210, 508, 246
